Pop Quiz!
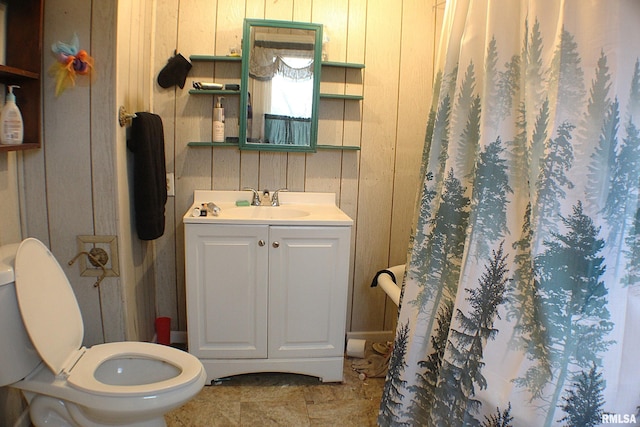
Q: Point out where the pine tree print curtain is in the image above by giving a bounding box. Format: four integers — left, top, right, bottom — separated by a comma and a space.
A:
379, 1, 640, 426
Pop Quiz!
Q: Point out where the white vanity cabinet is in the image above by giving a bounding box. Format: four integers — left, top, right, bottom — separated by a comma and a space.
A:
184, 195, 352, 383
269, 226, 352, 358
185, 224, 269, 360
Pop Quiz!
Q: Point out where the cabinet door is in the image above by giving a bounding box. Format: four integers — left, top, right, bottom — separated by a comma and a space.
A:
185, 224, 269, 358
268, 226, 351, 358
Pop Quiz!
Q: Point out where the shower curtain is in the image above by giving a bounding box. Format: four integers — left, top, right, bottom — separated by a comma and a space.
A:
379, 1, 640, 426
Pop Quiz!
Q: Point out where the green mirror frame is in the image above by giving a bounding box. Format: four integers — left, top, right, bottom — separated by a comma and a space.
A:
239, 19, 323, 152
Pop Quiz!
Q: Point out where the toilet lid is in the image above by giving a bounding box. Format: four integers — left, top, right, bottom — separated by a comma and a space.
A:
14, 238, 84, 375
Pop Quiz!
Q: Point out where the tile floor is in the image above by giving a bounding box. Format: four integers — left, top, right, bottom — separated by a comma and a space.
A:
165, 358, 386, 426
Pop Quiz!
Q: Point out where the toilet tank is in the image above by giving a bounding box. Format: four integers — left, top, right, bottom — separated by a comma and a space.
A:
0, 243, 42, 387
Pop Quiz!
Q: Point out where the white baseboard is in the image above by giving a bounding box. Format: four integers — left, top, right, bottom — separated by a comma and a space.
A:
14, 408, 31, 427
157, 331, 394, 347
171, 330, 187, 344
151, 330, 187, 345
346, 330, 395, 343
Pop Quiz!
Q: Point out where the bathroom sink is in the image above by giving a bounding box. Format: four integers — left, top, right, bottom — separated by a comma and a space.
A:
184, 190, 353, 226
224, 206, 310, 219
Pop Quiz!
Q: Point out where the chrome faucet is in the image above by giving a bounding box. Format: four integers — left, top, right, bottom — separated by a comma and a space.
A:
271, 188, 288, 206
243, 187, 287, 206
243, 187, 261, 206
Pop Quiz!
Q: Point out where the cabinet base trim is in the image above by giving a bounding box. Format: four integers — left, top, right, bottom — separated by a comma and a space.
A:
199, 357, 344, 383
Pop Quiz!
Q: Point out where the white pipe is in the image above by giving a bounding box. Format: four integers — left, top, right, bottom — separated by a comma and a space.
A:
376, 264, 405, 307
13, 407, 31, 427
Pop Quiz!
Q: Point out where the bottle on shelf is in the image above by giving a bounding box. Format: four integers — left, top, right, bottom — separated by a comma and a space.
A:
0, 85, 24, 145
213, 97, 225, 143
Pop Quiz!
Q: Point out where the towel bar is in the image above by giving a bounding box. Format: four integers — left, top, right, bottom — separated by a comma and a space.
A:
372, 264, 405, 306
118, 106, 137, 127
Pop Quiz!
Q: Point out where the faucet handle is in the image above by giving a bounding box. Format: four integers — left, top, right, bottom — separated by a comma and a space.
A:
243, 187, 261, 206
271, 188, 288, 206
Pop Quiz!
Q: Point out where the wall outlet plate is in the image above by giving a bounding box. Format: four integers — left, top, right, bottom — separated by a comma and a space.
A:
167, 173, 175, 196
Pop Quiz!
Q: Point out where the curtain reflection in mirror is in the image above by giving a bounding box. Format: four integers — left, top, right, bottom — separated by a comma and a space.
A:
264, 114, 311, 145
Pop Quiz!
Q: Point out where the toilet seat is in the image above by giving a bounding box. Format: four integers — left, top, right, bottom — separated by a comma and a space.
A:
14, 238, 202, 397
68, 341, 203, 396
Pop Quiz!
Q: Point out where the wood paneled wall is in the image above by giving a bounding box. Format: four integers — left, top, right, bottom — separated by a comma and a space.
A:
19, 0, 124, 346
153, 0, 443, 333
0, 1, 443, 353
0, 1, 444, 422
16, 0, 155, 346
0, 152, 22, 245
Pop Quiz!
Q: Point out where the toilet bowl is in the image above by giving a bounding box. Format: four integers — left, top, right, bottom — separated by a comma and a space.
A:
0, 238, 206, 427
16, 342, 205, 426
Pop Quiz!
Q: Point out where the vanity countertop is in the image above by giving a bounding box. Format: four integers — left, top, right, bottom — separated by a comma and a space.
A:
183, 190, 353, 226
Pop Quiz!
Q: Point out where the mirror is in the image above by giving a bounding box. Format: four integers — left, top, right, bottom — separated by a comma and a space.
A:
239, 19, 323, 152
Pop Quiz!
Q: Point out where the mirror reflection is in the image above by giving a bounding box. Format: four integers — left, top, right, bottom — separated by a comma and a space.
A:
240, 20, 322, 151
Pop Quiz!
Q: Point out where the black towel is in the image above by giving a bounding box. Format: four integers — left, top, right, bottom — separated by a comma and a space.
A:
128, 112, 167, 240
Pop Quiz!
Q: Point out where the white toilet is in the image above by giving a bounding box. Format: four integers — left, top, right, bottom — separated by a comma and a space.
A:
0, 238, 206, 427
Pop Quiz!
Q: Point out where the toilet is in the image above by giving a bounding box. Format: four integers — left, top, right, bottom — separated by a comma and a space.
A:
0, 238, 206, 427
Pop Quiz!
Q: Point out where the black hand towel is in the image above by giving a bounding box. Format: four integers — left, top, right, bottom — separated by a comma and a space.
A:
128, 112, 167, 240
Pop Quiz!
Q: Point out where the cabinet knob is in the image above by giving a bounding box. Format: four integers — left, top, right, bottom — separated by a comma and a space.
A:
272, 241, 280, 248
258, 240, 265, 246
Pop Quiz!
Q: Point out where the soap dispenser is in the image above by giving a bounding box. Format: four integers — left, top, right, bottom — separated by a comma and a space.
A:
0, 85, 24, 145
212, 97, 225, 143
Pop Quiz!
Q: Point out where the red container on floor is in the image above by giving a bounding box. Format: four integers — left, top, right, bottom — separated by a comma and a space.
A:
155, 316, 171, 345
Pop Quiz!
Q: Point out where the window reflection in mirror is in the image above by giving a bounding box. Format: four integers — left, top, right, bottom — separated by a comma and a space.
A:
240, 20, 322, 152
271, 57, 313, 117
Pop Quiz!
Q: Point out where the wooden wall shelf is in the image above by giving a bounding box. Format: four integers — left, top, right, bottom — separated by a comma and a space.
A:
187, 54, 364, 151
0, 0, 44, 152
